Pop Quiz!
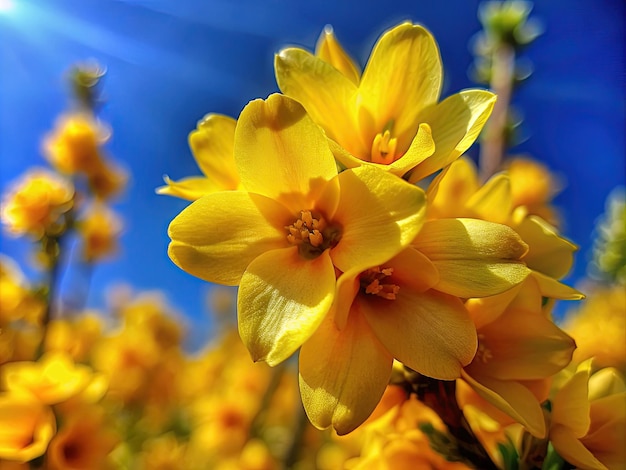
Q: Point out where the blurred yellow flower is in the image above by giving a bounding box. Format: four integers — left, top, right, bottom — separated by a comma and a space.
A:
0, 393, 56, 462
77, 202, 122, 262
42, 112, 109, 176
46, 405, 118, 470
550, 362, 626, 470
275, 22, 496, 181
0, 255, 45, 326
1, 351, 94, 405
158, 114, 241, 200
168, 94, 425, 367
44, 313, 104, 362
87, 157, 127, 200
1, 168, 74, 239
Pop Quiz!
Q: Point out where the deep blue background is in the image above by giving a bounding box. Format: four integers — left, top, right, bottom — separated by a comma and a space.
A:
1, 0, 624, 347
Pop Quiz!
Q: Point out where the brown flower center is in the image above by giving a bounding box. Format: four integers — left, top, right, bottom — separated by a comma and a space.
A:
286, 210, 340, 258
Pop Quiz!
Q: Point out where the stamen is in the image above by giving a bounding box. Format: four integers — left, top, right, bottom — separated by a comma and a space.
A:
285, 210, 338, 257
371, 127, 398, 164
360, 267, 400, 300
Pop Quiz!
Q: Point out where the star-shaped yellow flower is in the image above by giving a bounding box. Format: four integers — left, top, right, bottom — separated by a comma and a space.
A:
275, 22, 496, 181
168, 94, 425, 367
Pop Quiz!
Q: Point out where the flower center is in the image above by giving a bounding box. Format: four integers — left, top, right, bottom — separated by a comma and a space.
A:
359, 267, 400, 300
370, 120, 398, 164
286, 210, 340, 258
475, 334, 493, 363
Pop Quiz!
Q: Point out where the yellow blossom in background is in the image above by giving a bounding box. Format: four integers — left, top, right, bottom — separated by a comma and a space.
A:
562, 284, 626, 374
1, 168, 74, 239
0, 256, 45, 326
157, 114, 241, 200
87, 157, 127, 200
77, 202, 123, 262
44, 312, 104, 362
1, 351, 94, 405
275, 22, 496, 181
0, 393, 56, 463
505, 156, 562, 226
42, 112, 110, 176
46, 405, 118, 470
549, 362, 626, 469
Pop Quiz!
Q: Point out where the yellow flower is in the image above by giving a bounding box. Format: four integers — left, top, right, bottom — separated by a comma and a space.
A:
1, 168, 74, 239
42, 112, 109, 175
0, 393, 56, 462
158, 114, 241, 200
44, 313, 104, 362
562, 284, 626, 374
550, 362, 626, 470
87, 157, 127, 200
0, 255, 45, 326
1, 351, 94, 405
76, 202, 122, 262
300, 247, 478, 434
168, 94, 425, 367
275, 22, 496, 181
46, 405, 118, 470
460, 279, 576, 438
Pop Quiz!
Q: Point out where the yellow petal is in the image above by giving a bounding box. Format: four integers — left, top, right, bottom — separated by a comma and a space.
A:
361, 289, 477, 380
234, 94, 339, 212
461, 371, 547, 438
359, 23, 442, 154
550, 425, 607, 470
468, 173, 513, 224
514, 215, 577, 279
299, 310, 393, 435
189, 114, 239, 189
530, 270, 585, 300
156, 175, 226, 201
409, 90, 496, 182
333, 270, 359, 331
588, 368, 626, 401
552, 367, 591, 437
426, 157, 480, 219
275, 49, 365, 157
330, 166, 426, 273
413, 218, 530, 297
238, 247, 335, 366
168, 192, 289, 285
315, 26, 361, 85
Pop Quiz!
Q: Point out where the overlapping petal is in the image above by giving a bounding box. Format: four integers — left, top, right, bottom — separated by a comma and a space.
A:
330, 166, 426, 273
168, 192, 290, 285
413, 218, 530, 297
315, 26, 361, 85
299, 309, 393, 435
238, 247, 335, 366
234, 94, 340, 213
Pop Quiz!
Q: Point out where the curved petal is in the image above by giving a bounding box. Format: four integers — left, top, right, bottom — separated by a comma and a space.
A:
514, 216, 577, 279
530, 271, 585, 300
361, 289, 477, 380
333, 269, 360, 330
275, 49, 365, 157
299, 310, 393, 435
426, 157, 480, 219
315, 26, 361, 85
359, 23, 442, 154
409, 90, 496, 182
238, 247, 335, 366
189, 114, 239, 189
461, 371, 546, 438
550, 425, 607, 470
234, 94, 338, 212
168, 192, 290, 285
552, 368, 591, 437
413, 218, 530, 297
468, 174, 512, 224
156, 175, 230, 201
330, 166, 426, 273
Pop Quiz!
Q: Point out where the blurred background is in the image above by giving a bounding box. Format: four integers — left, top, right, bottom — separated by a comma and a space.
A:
1, 0, 624, 348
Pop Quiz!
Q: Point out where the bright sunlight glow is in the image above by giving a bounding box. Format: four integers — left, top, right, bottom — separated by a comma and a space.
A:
0, 0, 15, 13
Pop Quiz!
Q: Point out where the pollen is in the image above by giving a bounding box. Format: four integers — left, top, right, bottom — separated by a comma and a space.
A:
286, 210, 326, 248
360, 267, 400, 300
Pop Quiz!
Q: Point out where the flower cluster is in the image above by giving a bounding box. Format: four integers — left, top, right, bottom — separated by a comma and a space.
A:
160, 20, 625, 469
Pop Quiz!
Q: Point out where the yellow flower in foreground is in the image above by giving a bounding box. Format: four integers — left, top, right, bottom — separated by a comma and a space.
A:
461, 278, 575, 438
168, 94, 425, 368
42, 112, 109, 175
0, 393, 56, 462
300, 247, 477, 434
1, 168, 74, 239
1, 351, 93, 405
158, 114, 240, 200
550, 363, 626, 470
275, 22, 496, 181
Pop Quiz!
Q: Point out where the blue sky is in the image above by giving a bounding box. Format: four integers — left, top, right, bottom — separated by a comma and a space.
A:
1, 0, 624, 347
